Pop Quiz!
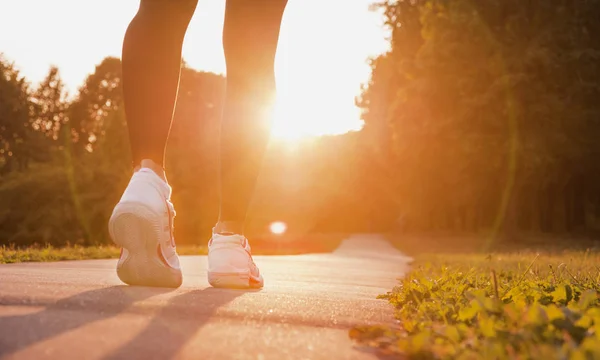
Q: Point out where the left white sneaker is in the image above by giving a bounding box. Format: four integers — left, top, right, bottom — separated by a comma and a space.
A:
108, 168, 182, 288
207, 232, 264, 289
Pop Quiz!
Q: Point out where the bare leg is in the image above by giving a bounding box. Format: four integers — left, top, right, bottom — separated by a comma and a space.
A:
122, 0, 197, 177
216, 0, 288, 235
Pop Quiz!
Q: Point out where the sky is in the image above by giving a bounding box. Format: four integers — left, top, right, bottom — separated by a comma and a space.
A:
1, 0, 389, 140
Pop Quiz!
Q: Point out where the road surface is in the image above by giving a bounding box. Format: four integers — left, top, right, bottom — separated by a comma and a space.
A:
0, 234, 411, 360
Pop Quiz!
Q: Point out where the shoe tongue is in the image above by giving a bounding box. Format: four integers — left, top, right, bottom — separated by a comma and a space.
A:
217, 231, 236, 236
213, 232, 246, 245
138, 168, 172, 198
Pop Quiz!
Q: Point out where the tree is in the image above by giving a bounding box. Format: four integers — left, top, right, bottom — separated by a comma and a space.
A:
66, 57, 123, 153
359, 0, 600, 236
0, 56, 34, 173
31, 66, 67, 141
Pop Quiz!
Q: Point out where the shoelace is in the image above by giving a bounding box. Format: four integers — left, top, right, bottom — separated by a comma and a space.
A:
166, 199, 176, 218
166, 199, 176, 248
242, 237, 252, 254
208, 232, 253, 255
240, 238, 258, 273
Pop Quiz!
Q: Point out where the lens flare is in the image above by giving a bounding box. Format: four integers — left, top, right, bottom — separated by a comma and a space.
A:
269, 221, 287, 235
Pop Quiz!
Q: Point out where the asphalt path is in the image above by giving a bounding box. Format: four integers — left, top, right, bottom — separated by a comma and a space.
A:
0, 234, 411, 360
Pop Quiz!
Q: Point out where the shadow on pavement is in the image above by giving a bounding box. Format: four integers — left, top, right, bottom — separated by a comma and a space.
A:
102, 287, 248, 360
0, 285, 172, 357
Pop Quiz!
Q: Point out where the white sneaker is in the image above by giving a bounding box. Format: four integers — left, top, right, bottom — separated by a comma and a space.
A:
108, 168, 182, 288
207, 232, 264, 289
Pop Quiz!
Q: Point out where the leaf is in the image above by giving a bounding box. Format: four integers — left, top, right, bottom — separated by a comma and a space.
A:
409, 331, 430, 352
526, 304, 547, 325
545, 304, 565, 321
403, 318, 416, 333
569, 349, 587, 360
575, 315, 592, 328
467, 289, 487, 300
479, 317, 496, 338
348, 326, 387, 342
578, 290, 598, 309
443, 325, 461, 343
581, 337, 600, 356
565, 285, 574, 304
458, 300, 480, 321
551, 285, 567, 304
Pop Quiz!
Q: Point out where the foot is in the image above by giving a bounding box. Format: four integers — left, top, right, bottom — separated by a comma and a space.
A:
108, 167, 182, 288
207, 232, 264, 289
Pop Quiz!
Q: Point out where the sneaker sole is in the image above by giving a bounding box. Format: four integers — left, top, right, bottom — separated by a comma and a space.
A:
109, 203, 182, 288
207, 271, 263, 289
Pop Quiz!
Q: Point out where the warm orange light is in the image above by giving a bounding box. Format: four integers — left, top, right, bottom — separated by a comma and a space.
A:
270, 90, 364, 141
269, 221, 287, 235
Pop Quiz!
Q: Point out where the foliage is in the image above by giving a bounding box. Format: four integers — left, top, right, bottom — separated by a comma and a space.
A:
351, 252, 600, 359
31, 66, 67, 141
359, 0, 600, 235
0, 159, 128, 246
0, 56, 38, 172
4, 0, 600, 244
0, 55, 378, 246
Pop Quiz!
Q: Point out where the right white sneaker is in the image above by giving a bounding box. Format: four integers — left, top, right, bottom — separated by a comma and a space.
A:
108, 168, 182, 288
207, 232, 264, 289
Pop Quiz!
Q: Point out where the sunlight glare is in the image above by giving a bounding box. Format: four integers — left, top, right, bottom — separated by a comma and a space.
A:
270, 221, 288, 235
0, 0, 387, 142
270, 94, 364, 141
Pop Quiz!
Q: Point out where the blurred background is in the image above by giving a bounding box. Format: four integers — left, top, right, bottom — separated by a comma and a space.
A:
1, 0, 600, 251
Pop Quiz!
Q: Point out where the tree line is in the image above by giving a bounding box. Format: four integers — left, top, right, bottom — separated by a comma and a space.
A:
0, 56, 379, 246
359, 0, 600, 236
2, 0, 600, 247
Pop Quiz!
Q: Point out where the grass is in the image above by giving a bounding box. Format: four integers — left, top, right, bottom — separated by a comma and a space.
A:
0, 245, 206, 264
387, 232, 600, 256
0, 233, 345, 264
350, 235, 600, 359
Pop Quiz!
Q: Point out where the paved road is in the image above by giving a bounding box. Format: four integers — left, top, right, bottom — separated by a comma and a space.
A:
0, 235, 411, 360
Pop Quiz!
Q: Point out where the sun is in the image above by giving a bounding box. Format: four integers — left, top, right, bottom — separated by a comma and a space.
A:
269, 84, 364, 141
270, 97, 313, 141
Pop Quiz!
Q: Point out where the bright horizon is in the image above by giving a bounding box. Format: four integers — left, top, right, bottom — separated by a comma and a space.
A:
1, 0, 389, 140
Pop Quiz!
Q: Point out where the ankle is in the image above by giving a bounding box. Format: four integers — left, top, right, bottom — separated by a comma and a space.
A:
136, 159, 168, 183
214, 221, 244, 236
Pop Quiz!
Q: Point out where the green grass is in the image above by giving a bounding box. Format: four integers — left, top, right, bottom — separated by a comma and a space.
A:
0, 245, 208, 264
0, 233, 345, 264
351, 249, 600, 359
